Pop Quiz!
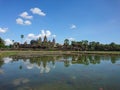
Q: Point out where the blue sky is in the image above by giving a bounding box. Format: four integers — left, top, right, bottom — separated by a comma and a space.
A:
0, 0, 120, 45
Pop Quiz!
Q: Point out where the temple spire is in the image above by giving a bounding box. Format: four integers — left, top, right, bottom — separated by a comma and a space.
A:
43, 35, 47, 43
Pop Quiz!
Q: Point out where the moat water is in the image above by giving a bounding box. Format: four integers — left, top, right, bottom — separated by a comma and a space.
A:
0, 55, 120, 90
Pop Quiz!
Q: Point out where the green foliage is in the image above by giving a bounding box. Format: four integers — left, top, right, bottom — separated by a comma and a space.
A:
0, 35, 120, 51
69, 39, 120, 51
64, 39, 69, 46
0, 37, 5, 48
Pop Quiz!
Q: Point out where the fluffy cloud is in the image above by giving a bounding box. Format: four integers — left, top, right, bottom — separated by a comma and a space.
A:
28, 30, 51, 39
16, 18, 31, 25
41, 30, 51, 37
30, 7, 46, 16
70, 24, 77, 29
24, 20, 32, 25
26, 30, 56, 41
16, 18, 24, 25
20, 12, 33, 19
0, 27, 8, 33
68, 38, 75, 41
5, 39, 13, 45
16, 7, 46, 26
27, 33, 37, 40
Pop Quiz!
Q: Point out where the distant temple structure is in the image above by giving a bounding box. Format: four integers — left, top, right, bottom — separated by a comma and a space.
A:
13, 35, 56, 49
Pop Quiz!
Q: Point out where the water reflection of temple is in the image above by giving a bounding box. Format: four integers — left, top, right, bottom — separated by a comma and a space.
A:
12, 56, 59, 73
0, 55, 120, 72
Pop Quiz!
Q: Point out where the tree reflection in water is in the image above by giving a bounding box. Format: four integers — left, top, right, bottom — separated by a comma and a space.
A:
0, 55, 120, 72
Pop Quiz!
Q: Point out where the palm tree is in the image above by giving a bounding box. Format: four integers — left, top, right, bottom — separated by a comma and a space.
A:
20, 34, 24, 44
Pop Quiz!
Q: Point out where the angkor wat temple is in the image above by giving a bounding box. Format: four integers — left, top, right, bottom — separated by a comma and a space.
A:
13, 36, 57, 49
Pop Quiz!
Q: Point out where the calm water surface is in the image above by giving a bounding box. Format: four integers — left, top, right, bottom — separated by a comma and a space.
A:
0, 55, 120, 90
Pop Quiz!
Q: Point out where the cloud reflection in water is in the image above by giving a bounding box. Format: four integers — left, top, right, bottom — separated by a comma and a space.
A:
13, 78, 30, 86
3, 57, 13, 64
24, 60, 55, 74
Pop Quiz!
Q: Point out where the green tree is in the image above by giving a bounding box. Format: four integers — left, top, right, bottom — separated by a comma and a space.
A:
89, 41, 96, 51
0, 37, 5, 48
109, 42, 117, 51
81, 40, 88, 51
64, 39, 69, 46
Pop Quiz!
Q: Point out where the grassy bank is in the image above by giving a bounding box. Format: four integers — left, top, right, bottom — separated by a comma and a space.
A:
0, 50, 120, 57
0, 51, 70, 57
77, 51, 120, 55
0, 51, 19, 57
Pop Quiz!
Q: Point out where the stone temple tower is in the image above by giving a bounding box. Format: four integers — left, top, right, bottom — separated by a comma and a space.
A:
52, 38, 55, 44
38, 37, 42, 45
43, 35, 47, 43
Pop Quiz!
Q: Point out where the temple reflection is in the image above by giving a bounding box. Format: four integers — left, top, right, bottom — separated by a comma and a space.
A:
0, 55, 120, 73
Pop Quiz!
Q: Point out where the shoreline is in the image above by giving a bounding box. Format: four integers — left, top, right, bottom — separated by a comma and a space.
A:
0, 51, 120, 57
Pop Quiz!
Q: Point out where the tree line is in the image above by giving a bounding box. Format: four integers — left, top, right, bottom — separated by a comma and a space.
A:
0, 37, 120, 51
63, 39, 120, 51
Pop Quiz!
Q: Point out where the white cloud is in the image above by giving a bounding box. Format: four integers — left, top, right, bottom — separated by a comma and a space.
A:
68, 38, 75, 41
5, 39, 13, 45
39, 30, 51, 38
27, 33, 37, 40
16, 18, 24, 25
16, 18, 32, 25
0, 27, 8, 33
28, 30, 51, 39
41, 30, 46, 37
20, 11, 33, 19
70, 24, 77, 29
30, 7, 46, 16
45, 30, 51, 37
26, 30, 55, 42
24, 20, 32, 25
